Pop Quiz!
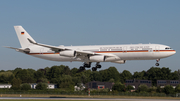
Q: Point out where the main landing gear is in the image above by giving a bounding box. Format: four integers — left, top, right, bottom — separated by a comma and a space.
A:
79, 62, 101, 71
92, 62, 101, 71
79, 62, 91, 71
155, 59, 160, 66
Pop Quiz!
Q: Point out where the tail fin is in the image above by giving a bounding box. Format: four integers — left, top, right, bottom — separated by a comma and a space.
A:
14, 26, 36, 48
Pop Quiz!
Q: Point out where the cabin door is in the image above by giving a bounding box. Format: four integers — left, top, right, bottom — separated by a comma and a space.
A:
123, 46, 127, 53
155, 46, 160, 52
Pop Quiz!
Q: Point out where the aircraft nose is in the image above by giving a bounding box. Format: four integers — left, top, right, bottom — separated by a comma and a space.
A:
170, 50, 176, 56
173, 50, 176, 55
165, 50, 176, 57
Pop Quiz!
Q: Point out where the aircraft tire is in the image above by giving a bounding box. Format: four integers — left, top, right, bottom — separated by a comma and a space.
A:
92, 67, 97, 71
80, 66, 85, 70
96, 65, 101, 68
155, 63, 159, 66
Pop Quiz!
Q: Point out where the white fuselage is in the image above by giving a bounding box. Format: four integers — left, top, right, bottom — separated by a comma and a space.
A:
27, 43, 176, 63
6, 26, 176, 71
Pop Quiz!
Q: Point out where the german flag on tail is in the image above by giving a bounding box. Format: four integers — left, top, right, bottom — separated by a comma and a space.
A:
21, 32, 24, 35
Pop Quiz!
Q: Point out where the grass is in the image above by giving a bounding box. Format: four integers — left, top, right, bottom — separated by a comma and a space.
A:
0, 94, 180, 100
0, 99, 97, 101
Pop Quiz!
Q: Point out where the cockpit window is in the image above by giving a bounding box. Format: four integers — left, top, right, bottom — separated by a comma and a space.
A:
165, 47, 172, 49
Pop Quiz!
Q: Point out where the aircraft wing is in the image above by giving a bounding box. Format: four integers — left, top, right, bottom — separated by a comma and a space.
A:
4, 46, 30, 53
27, 38, 69, 51
27, 38, 117, 57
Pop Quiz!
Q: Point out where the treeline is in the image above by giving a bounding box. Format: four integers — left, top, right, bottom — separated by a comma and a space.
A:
0, 65, 179, 90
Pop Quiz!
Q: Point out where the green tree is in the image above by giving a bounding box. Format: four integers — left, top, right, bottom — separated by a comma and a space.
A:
99, 67, 120, 82
21, 83, 31, 91
148, 86, 157, 93
137, 84, 149, 92
112, 82, 126, 92
120, 70, 132, 83
80, 74, 88, 84
146, 67, 174, 86
90, 71, 102, 81
156, 86, 164, 93
133, 71, 148, 80
11, 78, 22, 90
0, 71, 14, 83
70, 68, 79, 77
36, 83, 48, 90
175, 84, 180, 93
109, 78, 115, 83
46, 65, 65, 80
34, 69, 45, 80
13, 68, 22, 76
37, 78, 49, 83
169, 71, 179, 80
61, 65, 71, 75
164, 85, 174, 94
15, 69, 35, 83
83, 70, 92, 83
126, 85, 134, 91
72, 77, 81, 85
58, 75, 74, 90
99, 69, 108, 82
107, 67, 120, 82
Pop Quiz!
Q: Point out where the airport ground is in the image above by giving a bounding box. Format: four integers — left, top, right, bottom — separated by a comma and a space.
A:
0, 94, 180, 101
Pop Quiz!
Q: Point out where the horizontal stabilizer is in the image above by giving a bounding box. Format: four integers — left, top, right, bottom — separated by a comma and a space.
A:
4, 46, 30, 53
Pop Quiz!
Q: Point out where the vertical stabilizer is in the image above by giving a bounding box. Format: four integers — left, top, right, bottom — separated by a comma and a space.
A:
14, 26, 36, 48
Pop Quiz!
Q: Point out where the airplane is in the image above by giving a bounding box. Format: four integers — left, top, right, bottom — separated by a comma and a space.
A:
5, 26, 176, 71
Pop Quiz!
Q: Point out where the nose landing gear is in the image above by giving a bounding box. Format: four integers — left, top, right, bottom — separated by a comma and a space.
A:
155, 59, 160, 66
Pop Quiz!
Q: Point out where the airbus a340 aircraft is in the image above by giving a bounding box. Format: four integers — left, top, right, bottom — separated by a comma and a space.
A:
6, 26, 176, 71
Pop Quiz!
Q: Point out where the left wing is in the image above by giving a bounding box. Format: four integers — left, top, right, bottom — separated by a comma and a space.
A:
27, 38, 119, 59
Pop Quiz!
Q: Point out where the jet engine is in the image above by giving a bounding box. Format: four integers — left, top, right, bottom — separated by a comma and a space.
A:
112, 60, 126, 64
89, 55, 120, 62
89, 55, 105, 62
105, 56, 120, 62
59, 50, 76, 57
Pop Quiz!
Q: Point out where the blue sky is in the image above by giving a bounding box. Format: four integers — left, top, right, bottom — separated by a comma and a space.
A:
0, 0, 179, 73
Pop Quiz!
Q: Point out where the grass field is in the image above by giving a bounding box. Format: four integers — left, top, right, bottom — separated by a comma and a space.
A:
0, 94, 180, 100
3, 99, 94, 101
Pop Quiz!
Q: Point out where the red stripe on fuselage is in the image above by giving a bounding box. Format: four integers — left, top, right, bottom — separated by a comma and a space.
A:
27, 50, 176, 55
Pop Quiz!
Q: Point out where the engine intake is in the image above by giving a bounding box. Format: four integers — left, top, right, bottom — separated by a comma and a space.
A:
59, 50, 76, 57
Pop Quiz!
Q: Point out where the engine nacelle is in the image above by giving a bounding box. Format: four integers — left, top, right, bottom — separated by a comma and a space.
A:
112, 60, 126, 64
59, 50, 76, 57
105, 56, 120, 62
89, 55, 121, 62
89, 55, 105, 62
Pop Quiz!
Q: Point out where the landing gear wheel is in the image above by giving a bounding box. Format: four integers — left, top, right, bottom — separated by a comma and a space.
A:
155, 63, 159, 66
96, 65, 101, 68
92, 67, 97, 71
79, 66, 85, 70
83, 62, 91, 68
